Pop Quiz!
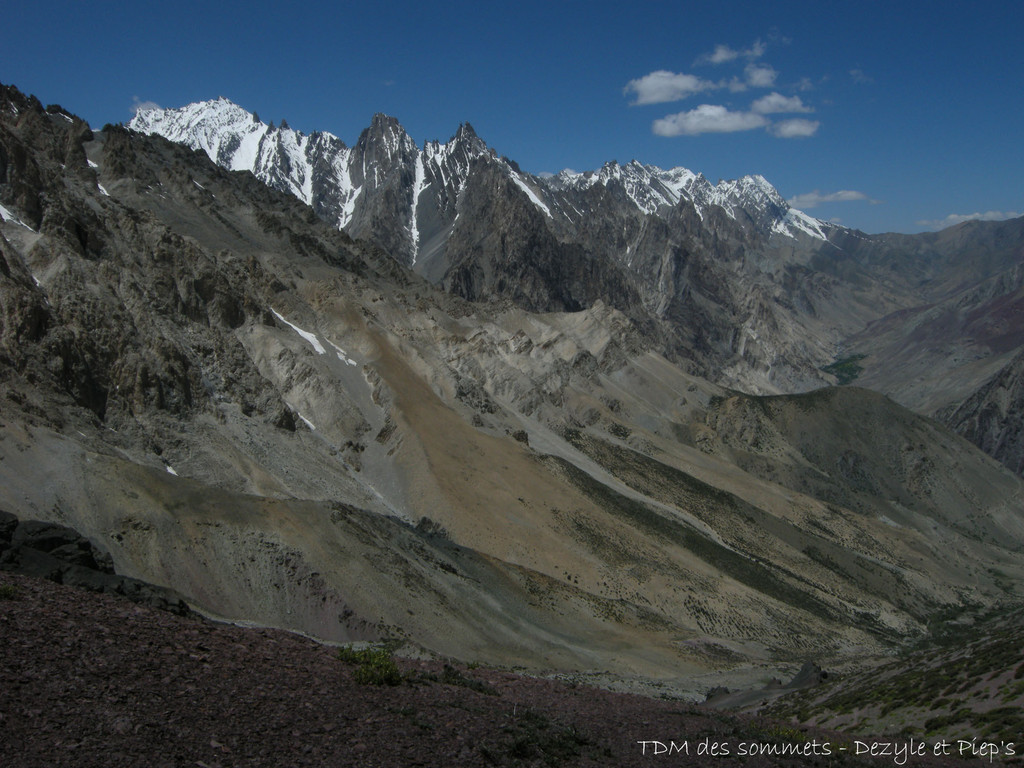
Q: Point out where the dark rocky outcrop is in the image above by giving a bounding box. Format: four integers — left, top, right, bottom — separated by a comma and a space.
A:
703, 662, 829, 710
0, 510, 190, 614
940, 348, 1024, 476
442, 157, 643, 316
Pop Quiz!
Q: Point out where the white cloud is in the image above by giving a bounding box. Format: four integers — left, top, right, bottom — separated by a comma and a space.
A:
916, 210, 1022, 230
624, 70, 716, 105
639, 41, 827, 140
769, 118, 820, 138
706, 44, 740, 64
698, 39, 766, 65
653, 105, 768, 136
131, 96, 161, 115
651, 101, 823, 140
747, 39, 767, 59
788, 190, 875, 209
849, 69, 873, 84
751, 92, 813, 114
727, 63, 778, 92
744, 63, 777, 88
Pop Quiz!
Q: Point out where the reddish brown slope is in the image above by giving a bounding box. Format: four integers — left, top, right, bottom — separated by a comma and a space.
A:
0, 573, 965, 768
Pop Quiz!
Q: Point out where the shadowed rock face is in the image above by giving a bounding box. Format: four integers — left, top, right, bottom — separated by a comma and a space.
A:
939, 348, 1024, 476
0, 511, 190, 614
2, 83, 1024, 693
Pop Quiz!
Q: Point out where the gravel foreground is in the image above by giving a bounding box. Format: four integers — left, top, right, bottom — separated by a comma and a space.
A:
0, 572, 965, 768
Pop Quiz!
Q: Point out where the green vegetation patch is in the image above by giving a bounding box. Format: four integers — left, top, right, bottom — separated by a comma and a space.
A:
0, 584, 18, 600
347, 649, 502, 696
337, 645, 403, 686
821, 354, 867, 385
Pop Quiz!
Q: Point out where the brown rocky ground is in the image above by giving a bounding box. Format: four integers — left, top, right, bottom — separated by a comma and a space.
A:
1, 572, 975, 768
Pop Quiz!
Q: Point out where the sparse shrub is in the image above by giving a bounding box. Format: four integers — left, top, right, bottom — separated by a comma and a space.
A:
0, 584, 18, 600
414, 516, 449, 539
974, 706, 1021, 739
441, 663, 498, 695
337, 645, 403, 686
753, 724, 811, 744
607, 423, 631, 440
480, 708, 592, 766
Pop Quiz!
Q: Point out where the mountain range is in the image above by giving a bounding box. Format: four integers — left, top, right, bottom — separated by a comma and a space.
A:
2, 82, 1023, 701
130, 98, 1024, 476
128, 98, 832, 264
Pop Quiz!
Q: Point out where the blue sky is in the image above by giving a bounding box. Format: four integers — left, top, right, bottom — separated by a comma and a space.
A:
4, 0, 1022, 233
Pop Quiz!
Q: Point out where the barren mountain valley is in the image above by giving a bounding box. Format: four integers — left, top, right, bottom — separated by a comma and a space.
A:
2, 83, 1023, 764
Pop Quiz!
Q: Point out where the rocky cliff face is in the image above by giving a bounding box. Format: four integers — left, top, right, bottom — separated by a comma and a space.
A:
940, 348, 1024, 476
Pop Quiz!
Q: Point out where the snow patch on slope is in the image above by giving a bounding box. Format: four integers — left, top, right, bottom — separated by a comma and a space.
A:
775, 208, 827, 240
410, 153, 425, 261
511, 173, 552, 218
327, 339, 358, 366
0, 203, 35, 231
271, 310, 327, 355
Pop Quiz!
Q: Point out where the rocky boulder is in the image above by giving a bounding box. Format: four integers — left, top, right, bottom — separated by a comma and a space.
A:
0, 510, 190, 615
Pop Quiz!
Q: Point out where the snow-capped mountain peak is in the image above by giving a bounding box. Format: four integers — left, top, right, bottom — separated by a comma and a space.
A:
131, 98, 355, 219
356, 114, 416, 164
129, 99, 831, 272
131, 98, 272, 172
534, 159, 817, 239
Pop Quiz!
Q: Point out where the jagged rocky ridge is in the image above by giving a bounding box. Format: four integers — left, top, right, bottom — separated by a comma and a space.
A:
2, 84, 1024, 696
129, 100, 854, 395
130, 97, 1024, 475
128, 99, 831, 262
